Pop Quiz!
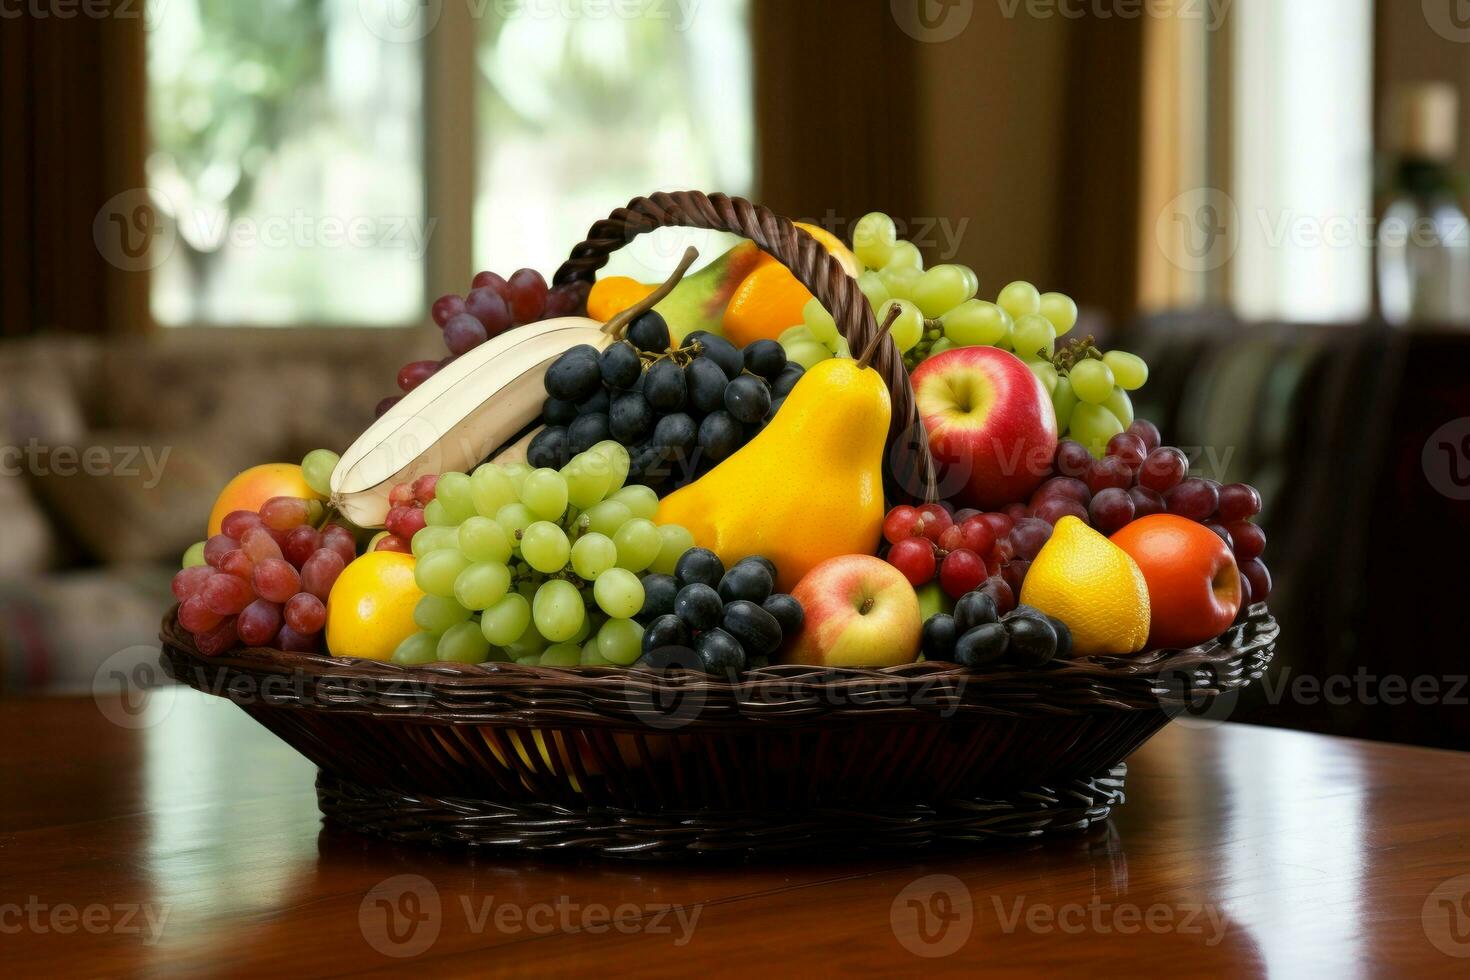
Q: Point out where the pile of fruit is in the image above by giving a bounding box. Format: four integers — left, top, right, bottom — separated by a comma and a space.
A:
172, 206, 1268, 678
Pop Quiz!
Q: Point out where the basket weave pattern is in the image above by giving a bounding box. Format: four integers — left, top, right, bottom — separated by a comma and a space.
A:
161, 607, 1275, 844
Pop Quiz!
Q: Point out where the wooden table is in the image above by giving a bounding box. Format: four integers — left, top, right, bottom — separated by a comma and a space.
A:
4, 692, 1469, 977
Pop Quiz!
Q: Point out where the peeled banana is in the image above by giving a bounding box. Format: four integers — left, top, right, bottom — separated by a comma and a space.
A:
330, 248, 698, 528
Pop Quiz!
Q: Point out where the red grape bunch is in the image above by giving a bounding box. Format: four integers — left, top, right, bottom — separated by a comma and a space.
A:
172, 498, 358, 655
371, 475, 438, 554
881, 503, 1045, 617
1032, 418, 1271, 607
378, 269, 591, 417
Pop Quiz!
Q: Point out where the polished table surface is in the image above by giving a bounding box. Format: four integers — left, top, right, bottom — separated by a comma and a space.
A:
4, 692, 1469, 977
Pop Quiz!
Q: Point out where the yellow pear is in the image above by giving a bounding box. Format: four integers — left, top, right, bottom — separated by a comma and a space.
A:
655, 332, 895, 593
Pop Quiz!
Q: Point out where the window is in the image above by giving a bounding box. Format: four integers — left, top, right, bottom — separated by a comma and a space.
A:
1230, 0, 1374, 322
144, 0, 754, 328
473, 2, 753, 280
147, 0, 425, 326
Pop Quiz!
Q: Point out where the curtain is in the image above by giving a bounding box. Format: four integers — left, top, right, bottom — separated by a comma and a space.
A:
0, 4, 149, 337
751, 0, 923, 231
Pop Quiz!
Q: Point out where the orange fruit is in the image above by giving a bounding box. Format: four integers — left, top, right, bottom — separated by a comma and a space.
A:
722, 262, 813, 347
720, 222, 861, 347
207, 463, 324, 537
586, 276, 656, 323
1110, 515, 1242, 649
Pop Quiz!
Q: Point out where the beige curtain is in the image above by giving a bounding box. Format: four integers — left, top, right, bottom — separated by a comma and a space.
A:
1136, 3, 1233, 313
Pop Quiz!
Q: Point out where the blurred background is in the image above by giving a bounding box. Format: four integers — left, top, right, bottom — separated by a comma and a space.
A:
2, 0, 1468, 749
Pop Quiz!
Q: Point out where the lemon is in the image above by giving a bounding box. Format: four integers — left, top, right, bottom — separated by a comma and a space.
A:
325, 552, 425, 660
1020, 516, 1150, 656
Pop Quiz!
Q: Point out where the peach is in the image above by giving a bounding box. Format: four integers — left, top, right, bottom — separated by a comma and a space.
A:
208, 463, 325, 537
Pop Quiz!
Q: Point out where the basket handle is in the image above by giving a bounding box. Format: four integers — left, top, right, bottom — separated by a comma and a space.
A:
553, 190, 937, 504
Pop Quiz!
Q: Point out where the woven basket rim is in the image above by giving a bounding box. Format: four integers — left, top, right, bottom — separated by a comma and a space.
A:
159, 605, 1276, 726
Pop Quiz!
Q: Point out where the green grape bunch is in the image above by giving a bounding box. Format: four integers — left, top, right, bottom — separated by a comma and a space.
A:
1047, 337, 1149, 457
775, 213, 1078, 372
773, 211, 1150, 457
390, 440, 696, 669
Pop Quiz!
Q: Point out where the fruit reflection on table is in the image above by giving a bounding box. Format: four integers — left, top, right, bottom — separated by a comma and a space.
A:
170, 209, 1269, 674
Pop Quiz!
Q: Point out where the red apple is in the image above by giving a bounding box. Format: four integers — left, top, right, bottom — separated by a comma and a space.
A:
1110, 514, 1242, 648
910, 347, 1058, 509
783, 555, 921, 667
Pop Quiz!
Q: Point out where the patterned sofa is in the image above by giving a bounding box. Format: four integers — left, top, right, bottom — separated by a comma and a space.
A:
0, 329, 431, 693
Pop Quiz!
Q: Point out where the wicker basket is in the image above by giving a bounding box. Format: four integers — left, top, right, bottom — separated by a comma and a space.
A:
160, 192, 1279, 859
